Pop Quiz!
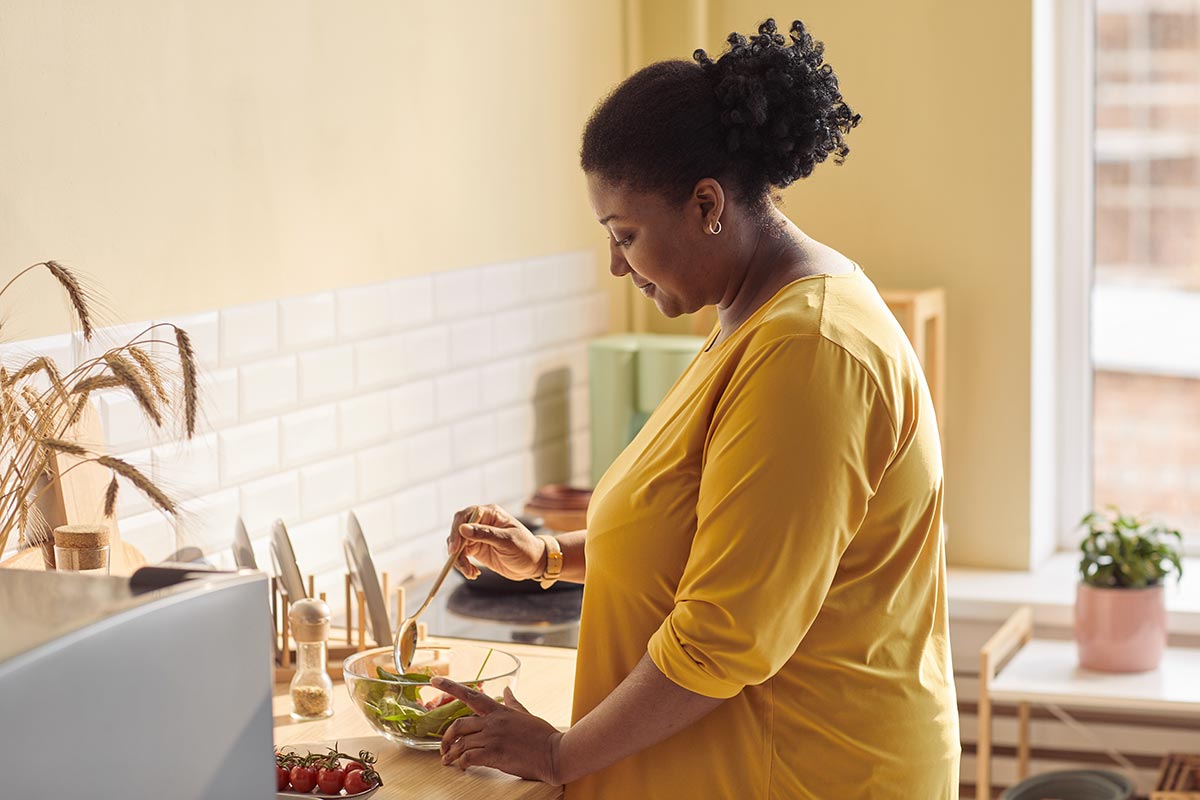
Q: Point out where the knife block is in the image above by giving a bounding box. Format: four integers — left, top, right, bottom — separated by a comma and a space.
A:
271, 572, 428, 683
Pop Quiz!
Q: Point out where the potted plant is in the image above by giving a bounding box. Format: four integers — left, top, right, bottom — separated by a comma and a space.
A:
1075, 507, 1183, 672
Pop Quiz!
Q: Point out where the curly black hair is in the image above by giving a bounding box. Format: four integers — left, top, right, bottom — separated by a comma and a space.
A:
580, 18, 860, 209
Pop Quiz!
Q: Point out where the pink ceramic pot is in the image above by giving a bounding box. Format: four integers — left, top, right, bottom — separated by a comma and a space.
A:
1074, 583, 1167, 672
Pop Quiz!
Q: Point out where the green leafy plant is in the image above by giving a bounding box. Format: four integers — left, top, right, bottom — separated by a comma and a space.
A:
1078, 507, 1183, 588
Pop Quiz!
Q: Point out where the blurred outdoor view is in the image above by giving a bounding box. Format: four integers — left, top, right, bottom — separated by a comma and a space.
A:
1094, 0, 1200, 550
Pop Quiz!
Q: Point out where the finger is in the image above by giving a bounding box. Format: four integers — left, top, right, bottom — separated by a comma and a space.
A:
454, 745, 490, 771
448, 506, 479, 577
441, 716, 486, 755
441, 726, 484, 763
431, 676, 501, 715
502, 686, 529, 714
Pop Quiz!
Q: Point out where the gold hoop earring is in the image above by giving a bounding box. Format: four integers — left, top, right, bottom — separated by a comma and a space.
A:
708, 220, 722, 235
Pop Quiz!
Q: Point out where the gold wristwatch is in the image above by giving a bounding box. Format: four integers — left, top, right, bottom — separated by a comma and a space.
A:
537, 534, 563, 589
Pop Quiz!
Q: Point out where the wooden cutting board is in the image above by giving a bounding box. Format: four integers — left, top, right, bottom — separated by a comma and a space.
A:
279, 737, 559, 799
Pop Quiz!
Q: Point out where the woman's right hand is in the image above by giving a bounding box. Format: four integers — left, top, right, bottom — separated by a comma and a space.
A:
448, 504, 545, 582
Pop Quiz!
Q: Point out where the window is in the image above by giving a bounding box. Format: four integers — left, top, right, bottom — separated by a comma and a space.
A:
1090, 0, 1200, 552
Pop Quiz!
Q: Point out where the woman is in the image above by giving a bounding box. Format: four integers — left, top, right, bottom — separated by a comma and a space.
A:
431, 18, 960, 799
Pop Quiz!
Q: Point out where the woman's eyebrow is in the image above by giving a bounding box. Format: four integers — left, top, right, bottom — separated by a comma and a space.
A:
598, 214, 623, 225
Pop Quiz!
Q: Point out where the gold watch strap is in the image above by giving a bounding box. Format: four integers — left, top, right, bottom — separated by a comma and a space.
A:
537, 534, 563, 589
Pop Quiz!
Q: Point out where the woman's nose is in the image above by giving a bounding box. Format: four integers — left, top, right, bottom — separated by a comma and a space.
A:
609, 246, 631, 278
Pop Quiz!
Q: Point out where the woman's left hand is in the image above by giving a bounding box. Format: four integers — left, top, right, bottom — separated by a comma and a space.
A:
434, 676, 565, 784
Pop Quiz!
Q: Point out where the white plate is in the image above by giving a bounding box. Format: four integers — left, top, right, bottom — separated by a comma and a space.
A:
343, 511, 392, 647
271, 518, 308, 601
231, 516, 258, 570
276, 787, 379, 800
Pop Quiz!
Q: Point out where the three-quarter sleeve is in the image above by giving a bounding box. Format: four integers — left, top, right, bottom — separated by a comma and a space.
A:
646, 334, 898, 698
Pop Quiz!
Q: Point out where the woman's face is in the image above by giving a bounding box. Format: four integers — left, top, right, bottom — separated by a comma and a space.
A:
586, 174, 720, 318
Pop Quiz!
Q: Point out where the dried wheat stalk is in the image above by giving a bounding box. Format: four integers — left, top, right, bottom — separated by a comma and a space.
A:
0, 264, 200, 555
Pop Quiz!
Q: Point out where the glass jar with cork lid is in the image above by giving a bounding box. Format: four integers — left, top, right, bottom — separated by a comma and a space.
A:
53, 524, 111, 575
288, 598, 334, 720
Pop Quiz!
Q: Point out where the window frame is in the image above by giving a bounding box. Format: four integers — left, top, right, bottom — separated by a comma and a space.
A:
1042, 0, 1097, 557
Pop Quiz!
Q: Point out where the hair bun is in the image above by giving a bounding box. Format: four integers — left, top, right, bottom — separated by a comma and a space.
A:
694, 18, 861, 189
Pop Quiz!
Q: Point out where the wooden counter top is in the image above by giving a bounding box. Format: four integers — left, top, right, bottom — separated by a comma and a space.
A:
273, 637, 575, 799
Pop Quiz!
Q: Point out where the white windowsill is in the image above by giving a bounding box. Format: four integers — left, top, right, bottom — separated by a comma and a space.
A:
948, 552, 1200, 635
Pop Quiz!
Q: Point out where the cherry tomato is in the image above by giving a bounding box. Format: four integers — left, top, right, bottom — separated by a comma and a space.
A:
317, 766, 345, 793
275, 765, 290, 791
289, 765, 318, 793
345, 770, 376, 793
344, 760, 366, 774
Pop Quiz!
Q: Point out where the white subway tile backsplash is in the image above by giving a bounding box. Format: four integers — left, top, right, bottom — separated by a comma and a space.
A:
218, 419, 280, 485
352, 496, 395, 556
405, 427, 452, 483
570, 386, 590, 434
152, 433, 220, 500
74, 322, 147, 367
492, 308, 536, 357
436, 466, 484, 521
337, 283, 394, 339
300, 456, 357, 518
286, 514, 343, 575
239, 471, 301, 532
99, 390, 162, 453
279, 292, 336, 350
158, 312, 220, 371
480, 356, 533, 409
299, 344, 355, 404
571, 430, 591, 487
394, 482, 439, 541
338, 392, 390, 449
391, 275, 435, 330
1, 333, 75, 379
10, 251, 598, 582
390, 380, 435, 436
115, 448, 154, 517
434, 369, 481, 422
356, 440, 406, 501
119, 510, 175, 563
220, 301, 278, 365
449, 317, 493, 367
239, 355, 298, 420
586, 290, 609, 337
434, 267, 483, 319
480, 261, 526, 310
483, 452, 533, 505
534, 300, 574, 346
452, 414, 497, 467
524, 254, 574, 301
354, 335, 404, 390
399, 326, 449, 380
201, 368, 240, 431
175, 488, 240, 555
281, 405, 339, 466
565, 251, 598, 295
494, 404, 535, 455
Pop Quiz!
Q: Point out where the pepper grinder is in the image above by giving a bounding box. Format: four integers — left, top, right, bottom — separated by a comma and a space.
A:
288, 598, 333, 720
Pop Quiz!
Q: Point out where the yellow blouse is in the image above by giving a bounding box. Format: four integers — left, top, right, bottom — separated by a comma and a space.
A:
567, 264, 960, 799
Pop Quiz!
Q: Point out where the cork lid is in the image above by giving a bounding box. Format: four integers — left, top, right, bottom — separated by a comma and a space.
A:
53, 524, 110, 549
289, 598, 331, 643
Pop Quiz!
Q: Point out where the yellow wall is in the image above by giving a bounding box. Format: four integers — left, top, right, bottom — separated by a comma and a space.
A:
0, 0, 624, 338
1, 1, 1039, 569
631, 2, 1035, 568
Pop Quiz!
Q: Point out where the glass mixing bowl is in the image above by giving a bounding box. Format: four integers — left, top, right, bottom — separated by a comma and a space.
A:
343, 643, 520, 750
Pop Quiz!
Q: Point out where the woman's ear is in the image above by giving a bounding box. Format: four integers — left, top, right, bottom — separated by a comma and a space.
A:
691, 178, 726, 229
